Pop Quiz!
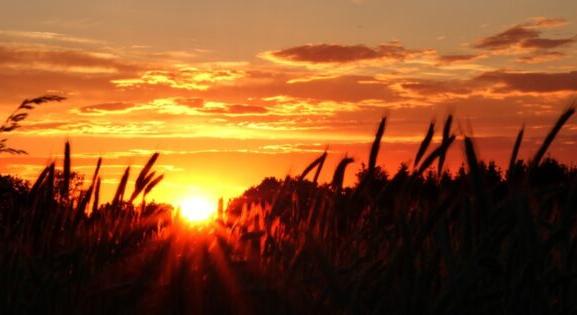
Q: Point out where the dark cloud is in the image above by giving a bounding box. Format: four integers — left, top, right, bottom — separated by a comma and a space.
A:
475, 26, 539, 50
266, 42, 418, 64
521, 38, 575, 49
401, 70, 577, 96
474, 18, 575, 51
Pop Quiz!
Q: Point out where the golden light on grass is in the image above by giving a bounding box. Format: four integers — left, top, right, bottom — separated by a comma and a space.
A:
177, 195, 217, 224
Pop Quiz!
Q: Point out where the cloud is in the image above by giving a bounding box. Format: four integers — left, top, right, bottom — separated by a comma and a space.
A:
78, 102, 136, 114
76, 99, 184, 116
261, 42, 488, 72
474, 17, 575, 60
517, 51, 565, 64
198, 104, 268, 114
521, 37, 575, 49
393, 70, 577, 100
524, 17, 568, 28
76, 98, 267, 117
0, 30, 106, 46
174, 98, 204, 108
200, 73, 402, 104
112, 67, 244, 90
284, 75, 399, 102
476, 71, 577, 93
396, 79, 476, 96
19, 121, 71, 131
437, 54, 482, 64
13, 120, 166, 136
261, 42, 422, 65
1, 25, 575, 151
267, 98, 359, 116
475, 25, 540, 50
0, 44, 136, 74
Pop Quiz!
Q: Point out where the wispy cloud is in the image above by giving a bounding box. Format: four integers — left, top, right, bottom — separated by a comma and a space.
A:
0, 44, 133, 74
112, 66, 244, 90
476, 70, 577, 93
0, 30, 106, 45
473, 17, 576, 63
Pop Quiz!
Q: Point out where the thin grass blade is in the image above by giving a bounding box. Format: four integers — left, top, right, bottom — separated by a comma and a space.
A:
368, 117, 386, 178
414, 121, 435, 168
508, 125, 524, 176
530, 107, 575, 168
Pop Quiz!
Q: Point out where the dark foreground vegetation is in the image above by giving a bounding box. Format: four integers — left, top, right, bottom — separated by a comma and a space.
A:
1, 97, 577, 314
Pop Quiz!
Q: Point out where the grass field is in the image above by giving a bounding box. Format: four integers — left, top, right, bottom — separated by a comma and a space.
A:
1, 98, 576, 314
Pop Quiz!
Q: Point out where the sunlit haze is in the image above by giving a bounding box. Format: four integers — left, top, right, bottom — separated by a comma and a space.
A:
178, 195, 218, 224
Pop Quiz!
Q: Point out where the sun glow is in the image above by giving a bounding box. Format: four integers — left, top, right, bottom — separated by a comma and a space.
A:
178, 195, 217, 224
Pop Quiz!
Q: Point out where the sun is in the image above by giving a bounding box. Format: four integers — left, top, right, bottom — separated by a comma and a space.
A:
178, 195, 217, 224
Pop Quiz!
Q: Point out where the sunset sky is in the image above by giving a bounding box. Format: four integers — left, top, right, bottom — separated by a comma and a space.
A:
1, 0, 576, 203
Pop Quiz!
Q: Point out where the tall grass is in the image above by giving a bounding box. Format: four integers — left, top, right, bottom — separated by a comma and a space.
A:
225, 107, 577, 314
1, 97, 577, 314
0, 140, 173, 313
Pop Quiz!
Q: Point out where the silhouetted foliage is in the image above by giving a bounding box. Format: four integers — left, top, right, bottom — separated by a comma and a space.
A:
1, 98, 576, 314
0, 95, 66, 155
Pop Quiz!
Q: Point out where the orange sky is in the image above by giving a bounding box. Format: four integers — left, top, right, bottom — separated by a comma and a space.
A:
1, 1, 577, 203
